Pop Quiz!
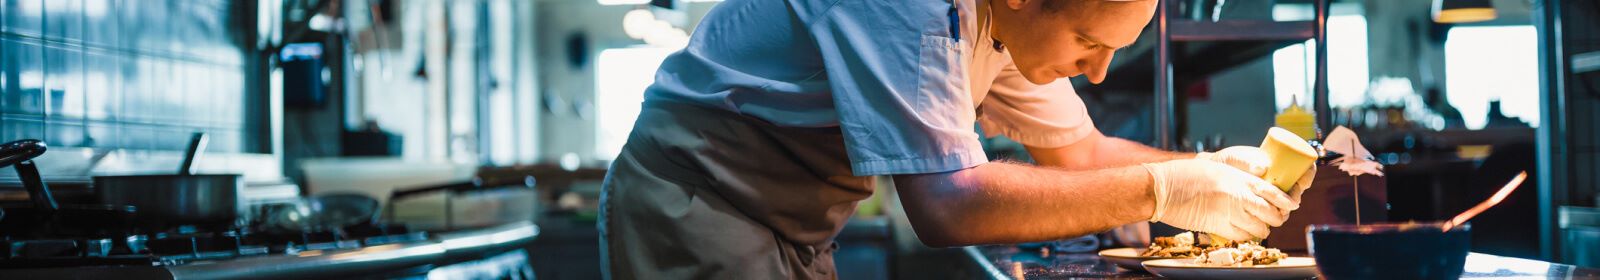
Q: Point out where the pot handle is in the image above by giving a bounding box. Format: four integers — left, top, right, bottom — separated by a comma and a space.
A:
0, 139, 47, 168
179, 132, 208, 175
0, 139, 57, 212
15, 161, 58, 212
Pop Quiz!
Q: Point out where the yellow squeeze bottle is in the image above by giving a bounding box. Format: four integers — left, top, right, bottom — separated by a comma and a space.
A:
1275, 96, 1318, 141
1259, 127, 1319, 192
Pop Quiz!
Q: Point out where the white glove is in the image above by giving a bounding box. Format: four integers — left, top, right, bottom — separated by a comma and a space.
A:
1144, 159, 1298, 241
1199, 146, 1319, 216
1284, 165, 1317, 215
1196, 146, 1270, 177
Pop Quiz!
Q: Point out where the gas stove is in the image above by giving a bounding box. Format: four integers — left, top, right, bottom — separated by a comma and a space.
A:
0, 221, 537, 279
0, 222, 431, 268
0, 139, 539, 279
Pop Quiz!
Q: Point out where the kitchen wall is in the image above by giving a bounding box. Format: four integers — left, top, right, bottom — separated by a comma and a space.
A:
0, 0, 278, 180
1, 0, 263, 154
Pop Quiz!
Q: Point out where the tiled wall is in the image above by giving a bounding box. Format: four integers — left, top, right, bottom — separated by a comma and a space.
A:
0, 0, 261, 153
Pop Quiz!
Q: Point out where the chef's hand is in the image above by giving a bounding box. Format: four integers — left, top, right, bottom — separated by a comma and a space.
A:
1200, 146, 1319, 216
1195, 146, 1269, 177
1282, 165, 1317, 215
1143, 159, 1297, 241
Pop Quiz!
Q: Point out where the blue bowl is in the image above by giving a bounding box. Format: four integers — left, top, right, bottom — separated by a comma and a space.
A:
1308, 222, 1471, 280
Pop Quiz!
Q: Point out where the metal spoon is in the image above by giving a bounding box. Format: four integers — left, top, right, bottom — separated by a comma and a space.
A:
1443, 171, 1527, 231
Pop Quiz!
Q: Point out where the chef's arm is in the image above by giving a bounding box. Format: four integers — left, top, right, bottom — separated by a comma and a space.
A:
1026, 130, 1190, 170
892, 162, 1156, 247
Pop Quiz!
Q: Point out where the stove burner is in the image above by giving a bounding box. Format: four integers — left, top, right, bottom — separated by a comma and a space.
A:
145, 230, 269, 263
0, 222, 429, 268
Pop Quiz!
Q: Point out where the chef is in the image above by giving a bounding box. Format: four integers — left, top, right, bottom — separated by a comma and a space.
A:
599, 0, 1315, 279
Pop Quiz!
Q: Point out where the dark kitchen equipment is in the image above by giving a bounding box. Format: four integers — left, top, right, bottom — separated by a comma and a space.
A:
94, 133, 244, 229
315, 193, 380, 227
386, 177, 534, 230
0, 139, 140, 237
257, 199, 318, 233
256, 193, 380, 233
1308, 222, 1471, 280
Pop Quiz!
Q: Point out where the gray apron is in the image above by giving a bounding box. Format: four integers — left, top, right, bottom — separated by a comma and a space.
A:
599, 100, 876, 280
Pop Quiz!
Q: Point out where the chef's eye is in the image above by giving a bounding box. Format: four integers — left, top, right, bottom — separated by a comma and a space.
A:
1077, 37, 1100, 49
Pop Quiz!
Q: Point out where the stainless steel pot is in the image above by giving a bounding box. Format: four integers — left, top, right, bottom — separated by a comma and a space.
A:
94, 133, 244, 228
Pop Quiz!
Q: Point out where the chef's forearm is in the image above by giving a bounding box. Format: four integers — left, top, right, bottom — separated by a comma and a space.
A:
892, 162, 1155, 247
1027, 131, 1191, 170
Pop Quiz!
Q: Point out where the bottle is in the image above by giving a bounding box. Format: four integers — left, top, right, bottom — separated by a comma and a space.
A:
1276, 95, 1319, 140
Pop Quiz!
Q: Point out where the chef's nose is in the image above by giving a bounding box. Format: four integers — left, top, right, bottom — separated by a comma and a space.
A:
1081, 49, 1115, 84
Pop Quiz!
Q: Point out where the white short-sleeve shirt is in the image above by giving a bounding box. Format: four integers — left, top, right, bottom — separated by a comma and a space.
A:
645, 0, 1097, 176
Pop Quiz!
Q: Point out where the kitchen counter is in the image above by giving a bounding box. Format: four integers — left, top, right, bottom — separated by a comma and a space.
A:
964, 245, 1600, 279
0, 221, 539, 279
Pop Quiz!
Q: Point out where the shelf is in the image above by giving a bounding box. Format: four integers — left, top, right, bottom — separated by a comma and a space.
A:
1170, 20, 1316, 42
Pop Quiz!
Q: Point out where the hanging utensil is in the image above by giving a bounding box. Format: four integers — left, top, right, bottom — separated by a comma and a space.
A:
1442, 171, 1527, 231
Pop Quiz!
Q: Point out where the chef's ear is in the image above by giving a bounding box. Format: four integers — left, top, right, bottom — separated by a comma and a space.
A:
1002, 0, 1028, 10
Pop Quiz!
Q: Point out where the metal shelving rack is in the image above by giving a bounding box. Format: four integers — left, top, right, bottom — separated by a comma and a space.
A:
1153, 0, 1331, 149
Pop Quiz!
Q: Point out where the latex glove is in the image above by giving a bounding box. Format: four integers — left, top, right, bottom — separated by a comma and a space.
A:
1195, 146, 1270, 177
1144, 159, 1298, 241
1199, 146, 1320, 216
1281, 164, 1317, 216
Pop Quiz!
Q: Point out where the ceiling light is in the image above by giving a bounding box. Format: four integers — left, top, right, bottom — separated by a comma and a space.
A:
1433, 0, 1496, 23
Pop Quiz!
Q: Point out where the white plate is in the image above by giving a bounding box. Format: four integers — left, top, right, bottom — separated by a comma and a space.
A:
1096, 247, 1192, 272
1142, 257, 1319, 280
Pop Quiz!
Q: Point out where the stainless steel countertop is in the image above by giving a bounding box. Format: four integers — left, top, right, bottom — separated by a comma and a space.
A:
0, 221, 539, 280
964, 245, 1600, 279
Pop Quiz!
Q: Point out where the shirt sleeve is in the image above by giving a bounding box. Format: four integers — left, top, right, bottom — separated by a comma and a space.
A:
977, 62, 1099, 148
806, 0, 987, 176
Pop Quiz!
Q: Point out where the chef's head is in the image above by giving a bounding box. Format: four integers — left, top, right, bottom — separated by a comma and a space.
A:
991, 0, 1156, 85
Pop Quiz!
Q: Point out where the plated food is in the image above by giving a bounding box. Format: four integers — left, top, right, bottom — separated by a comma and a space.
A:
1139, 231, 1206, 257
1195, 241, 1289, 266
1135, 233, 1316, 279
1138, 232, 1289, 266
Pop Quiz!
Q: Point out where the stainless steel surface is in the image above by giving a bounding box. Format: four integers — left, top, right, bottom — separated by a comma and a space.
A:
965, 245, 1600, 280
1570, 51, 1600, 74
1154, 0, 1173, 149
1312, 0, 1331, 134
1169, 20, 1315, 41
963, 247, 1012, 280
1560, 206, 1600, 267
1532, 0, 1566, 261
165, 221, 538, 280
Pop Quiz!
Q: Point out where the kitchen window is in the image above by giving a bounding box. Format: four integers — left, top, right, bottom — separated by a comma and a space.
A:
1443, 25, 1540, 129
1272, 14, 1370, 111
594, 47, 673, 160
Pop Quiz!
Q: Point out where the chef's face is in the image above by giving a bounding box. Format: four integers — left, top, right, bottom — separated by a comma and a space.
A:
992, 0, 1156, 85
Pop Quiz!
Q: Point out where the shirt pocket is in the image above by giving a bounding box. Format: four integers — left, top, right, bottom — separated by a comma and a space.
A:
915, 35, 975, 133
